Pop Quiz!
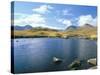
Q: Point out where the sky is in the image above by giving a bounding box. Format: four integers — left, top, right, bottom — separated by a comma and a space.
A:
12, 1, 97, 30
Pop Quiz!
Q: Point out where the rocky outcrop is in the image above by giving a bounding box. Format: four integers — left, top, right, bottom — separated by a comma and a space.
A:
53, 57, 62, 63
87, 58, 97, 66
68, 60, 81, 70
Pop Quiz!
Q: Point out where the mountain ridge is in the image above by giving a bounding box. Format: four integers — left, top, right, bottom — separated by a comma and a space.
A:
12, 25, 33, 30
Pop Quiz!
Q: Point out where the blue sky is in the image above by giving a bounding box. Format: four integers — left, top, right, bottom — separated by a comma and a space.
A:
12, 1, 97, 30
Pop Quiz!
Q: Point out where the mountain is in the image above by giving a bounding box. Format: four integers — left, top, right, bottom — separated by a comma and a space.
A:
66, 24, 95, 31
66, 26, 78, 31
73, 24, 97, 37
13, 25, 33, 30
80, 24, 94, 28
12, 23, 97, 39
32, 27, 58, 31
24, 25, 33, 30
65, 24, 97, 38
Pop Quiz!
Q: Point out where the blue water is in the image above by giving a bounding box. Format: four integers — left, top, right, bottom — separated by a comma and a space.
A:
12, 38, 97, 73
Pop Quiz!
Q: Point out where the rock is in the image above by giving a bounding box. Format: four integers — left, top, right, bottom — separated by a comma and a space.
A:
68, 60, 81, 69
87, 58, 97, 66
53, 57, 62, 63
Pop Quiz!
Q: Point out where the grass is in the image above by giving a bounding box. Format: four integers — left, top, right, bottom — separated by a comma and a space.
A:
12, 27, 97, 40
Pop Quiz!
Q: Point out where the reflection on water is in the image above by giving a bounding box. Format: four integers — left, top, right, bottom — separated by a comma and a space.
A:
12, 38, 97, 73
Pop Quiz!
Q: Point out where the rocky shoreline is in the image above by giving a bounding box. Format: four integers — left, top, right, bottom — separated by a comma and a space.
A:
87, 58, 97, 66
68, 58, 97, 70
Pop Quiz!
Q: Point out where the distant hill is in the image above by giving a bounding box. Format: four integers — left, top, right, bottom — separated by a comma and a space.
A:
12, 25, 33, 30
76, 24, 96, 32
70, 24, 97, 37
66, 26, 78, 31
12, 25, 59, 31
79, 23, 95, 29
66, 24, 94, 31
12, 23, 97, 40
64, 23, 97, 38
31, 27, 58, 31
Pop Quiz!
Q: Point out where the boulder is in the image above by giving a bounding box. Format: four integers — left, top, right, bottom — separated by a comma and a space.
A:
53, 57, 62, 63
68, 60, 81, 69
87, 58, 97, 66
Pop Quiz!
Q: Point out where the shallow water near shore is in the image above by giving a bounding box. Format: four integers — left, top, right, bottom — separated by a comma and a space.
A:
11, 38, 97, 73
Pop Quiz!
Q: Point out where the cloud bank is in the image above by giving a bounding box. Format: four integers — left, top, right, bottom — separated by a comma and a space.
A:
14, 4, 97, 30
77, 15, 97, 26
32, 5, 53, 14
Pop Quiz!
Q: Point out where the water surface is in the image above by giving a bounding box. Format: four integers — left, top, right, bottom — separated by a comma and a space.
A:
12, 38, 97, 73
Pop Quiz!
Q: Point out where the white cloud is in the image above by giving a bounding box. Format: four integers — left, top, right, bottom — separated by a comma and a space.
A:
55, 9, 73, 18
77, 15, 97, 26
24, 14, 45, 24
92, 17, 97, 26
14, 13, 28, 19
32, 5, 53, 14
58, 19, 63, 23
62, 9, 73, 16
31, 23, 62, 29
58, 19, 72, 28
14, 14, 46, 26
14, 13, 62, 29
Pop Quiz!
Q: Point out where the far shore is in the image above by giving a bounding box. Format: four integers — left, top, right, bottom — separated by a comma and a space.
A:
11, 36, 97, 41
